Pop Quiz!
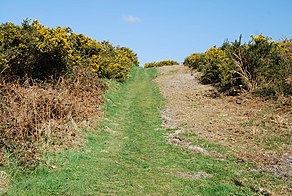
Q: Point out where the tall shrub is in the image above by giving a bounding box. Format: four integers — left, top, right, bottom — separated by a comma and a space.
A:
184, 34, 292, 96
0, 19, 139, 82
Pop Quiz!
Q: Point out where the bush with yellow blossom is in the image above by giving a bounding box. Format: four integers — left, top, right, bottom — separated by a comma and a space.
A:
144, 60, 179, 68
0, 19, 139, 82
184, 34, 291, 96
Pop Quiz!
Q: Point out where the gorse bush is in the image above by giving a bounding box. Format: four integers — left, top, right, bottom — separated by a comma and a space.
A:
0, 20, 72, 81
184, 53, 206, 70
144, 60, 179, 68
184, 34, 292, 96
0, 19, 139, 82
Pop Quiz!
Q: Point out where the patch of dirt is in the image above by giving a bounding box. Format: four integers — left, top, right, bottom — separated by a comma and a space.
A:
156, 65, 292, 179
168, 129, 210, 155
164, 171, 212, 180
167, 129, 225, 159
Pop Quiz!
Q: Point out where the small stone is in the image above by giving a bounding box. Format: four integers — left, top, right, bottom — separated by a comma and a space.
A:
188, 145, 209, 155
171, 139, 181, 144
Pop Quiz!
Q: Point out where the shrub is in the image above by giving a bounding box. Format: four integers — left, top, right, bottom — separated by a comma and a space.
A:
225, 34, 290, 95
95, 42, 138, 81
0, 19, 139, 82
0, 20, 73, 81
144, 60, 179, 68
183, 53, 206, 70
184, 34, 292, 96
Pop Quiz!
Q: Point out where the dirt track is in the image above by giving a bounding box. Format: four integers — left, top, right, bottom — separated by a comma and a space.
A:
156, 65, 292, 179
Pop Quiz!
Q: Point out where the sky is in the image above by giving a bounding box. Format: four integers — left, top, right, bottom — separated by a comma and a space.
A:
1, 0, 292, 65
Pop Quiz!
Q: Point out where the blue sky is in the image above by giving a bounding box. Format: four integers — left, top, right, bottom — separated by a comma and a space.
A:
1, 0, 292, 65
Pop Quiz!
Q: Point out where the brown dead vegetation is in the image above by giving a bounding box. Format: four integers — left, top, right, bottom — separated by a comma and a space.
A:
0, 67, 106, 168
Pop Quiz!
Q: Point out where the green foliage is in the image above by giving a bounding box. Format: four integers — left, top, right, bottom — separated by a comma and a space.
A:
184, 34, 292, 96
0, 19, 139, 81
144, 60, 179, 68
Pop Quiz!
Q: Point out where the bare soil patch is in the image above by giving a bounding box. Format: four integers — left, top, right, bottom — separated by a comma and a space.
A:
156, 65, 292, 179
163, 171, 212, 180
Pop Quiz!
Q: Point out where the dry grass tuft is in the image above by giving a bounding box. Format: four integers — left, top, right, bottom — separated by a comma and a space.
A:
0, 67, 106, 168
0, 171, 9, 190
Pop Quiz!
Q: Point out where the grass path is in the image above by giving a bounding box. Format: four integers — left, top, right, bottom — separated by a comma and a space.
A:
8, 67, 254, 195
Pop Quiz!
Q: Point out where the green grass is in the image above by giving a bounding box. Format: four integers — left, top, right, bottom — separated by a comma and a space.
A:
5, 67, 288, 195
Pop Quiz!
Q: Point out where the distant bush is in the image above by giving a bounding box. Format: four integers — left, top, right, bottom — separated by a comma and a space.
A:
183, 53, 206, 70
144, 60, 179, 68
184, 34, 292, 96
